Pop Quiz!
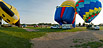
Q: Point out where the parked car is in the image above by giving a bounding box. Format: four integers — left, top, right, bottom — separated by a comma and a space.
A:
87, 25, 100, 30
92, 25, 100, 30
51, 25, 60, 29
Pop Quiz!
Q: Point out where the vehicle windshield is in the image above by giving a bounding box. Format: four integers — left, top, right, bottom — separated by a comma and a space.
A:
94, 25, 99, 27
94, 25, 97, 27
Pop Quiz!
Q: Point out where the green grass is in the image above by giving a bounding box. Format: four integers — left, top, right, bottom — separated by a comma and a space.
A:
0, 27, 102, 48
73, 41, 103, 48
27, 27, 87, 32
0, 27, 46, 48
71, 39, 103, 48
0, 27, 87, 48
100, 26, 103, 30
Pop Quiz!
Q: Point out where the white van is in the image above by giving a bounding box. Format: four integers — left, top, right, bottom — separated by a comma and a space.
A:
62, 24, 73, 29
87, 25, 100, 30
92, 25, 100, 30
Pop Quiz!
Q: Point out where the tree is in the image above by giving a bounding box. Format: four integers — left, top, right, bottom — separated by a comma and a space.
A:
83, 23, 86, 27
99, 23, 103, 26
79, 23, 81, 27
38, 23, 44, 25
90, 23, 94, 25
79, 23, 81, 26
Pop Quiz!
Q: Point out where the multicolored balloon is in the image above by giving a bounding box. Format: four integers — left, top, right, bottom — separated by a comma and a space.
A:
76, 0, 102, 23
54, 0, 76, 27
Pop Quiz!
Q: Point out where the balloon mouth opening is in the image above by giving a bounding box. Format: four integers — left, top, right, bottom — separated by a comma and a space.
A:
14, 19, 21, 27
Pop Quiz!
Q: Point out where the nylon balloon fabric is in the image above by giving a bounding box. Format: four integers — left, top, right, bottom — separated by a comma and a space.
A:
54, 1, 76, 27
76, 0, 102, 23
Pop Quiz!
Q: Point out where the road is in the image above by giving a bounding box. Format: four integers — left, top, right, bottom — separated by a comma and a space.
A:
31, 30, 103, 48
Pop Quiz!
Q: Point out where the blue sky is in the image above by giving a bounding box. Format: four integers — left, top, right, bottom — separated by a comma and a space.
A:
3, 0, 103, 25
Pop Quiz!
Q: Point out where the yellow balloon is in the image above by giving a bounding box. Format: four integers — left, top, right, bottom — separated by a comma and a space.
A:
0, 0, 20, 25
60, 1, 75, 8
66, 0, 76, 3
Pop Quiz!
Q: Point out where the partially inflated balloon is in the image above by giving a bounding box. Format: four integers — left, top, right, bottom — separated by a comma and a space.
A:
0, 0, 20, 26
55, 0, 76, 27
76, 0, 102, 23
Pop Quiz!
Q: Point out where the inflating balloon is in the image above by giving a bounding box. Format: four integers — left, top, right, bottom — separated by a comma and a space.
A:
0, 0, 20, 26
54, 0, 76, 27
76, 0, 102, 23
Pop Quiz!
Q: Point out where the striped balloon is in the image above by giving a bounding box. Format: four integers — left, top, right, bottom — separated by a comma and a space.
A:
54, 1, 76, 27
76, 0, 102, 23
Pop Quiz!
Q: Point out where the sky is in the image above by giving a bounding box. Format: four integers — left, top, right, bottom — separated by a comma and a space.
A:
2, 0, 103, 25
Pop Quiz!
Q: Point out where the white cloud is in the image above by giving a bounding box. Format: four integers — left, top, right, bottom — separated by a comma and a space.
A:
99, 0, 103, 3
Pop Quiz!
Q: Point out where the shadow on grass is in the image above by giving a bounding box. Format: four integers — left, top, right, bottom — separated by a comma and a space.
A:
0, 32, 31, 48
0, 27, 28, 32
0, 27, 46, 48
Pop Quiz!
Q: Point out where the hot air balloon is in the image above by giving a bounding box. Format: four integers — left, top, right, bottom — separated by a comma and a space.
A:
76, 0, 102, 23
54, 0, 76, 27
0, 0, 20, 27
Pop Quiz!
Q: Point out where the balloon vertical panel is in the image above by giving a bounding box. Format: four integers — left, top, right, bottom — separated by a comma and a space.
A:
54, 7, 62, 25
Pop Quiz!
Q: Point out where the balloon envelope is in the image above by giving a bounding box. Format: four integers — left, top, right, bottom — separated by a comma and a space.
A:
76, 0, 102, 23
0, 1, 20, 25
55, 1, 76, 27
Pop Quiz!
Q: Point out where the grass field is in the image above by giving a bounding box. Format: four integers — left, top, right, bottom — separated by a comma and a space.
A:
0, 27, 87, 48
100, 26, 103, 30
0, 26, 103, 48
0, 27, 46, 48
27, 27, 87, 32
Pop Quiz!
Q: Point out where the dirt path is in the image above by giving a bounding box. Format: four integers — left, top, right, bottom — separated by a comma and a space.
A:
23, 28, 39, 32
31, 30, 103, 48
